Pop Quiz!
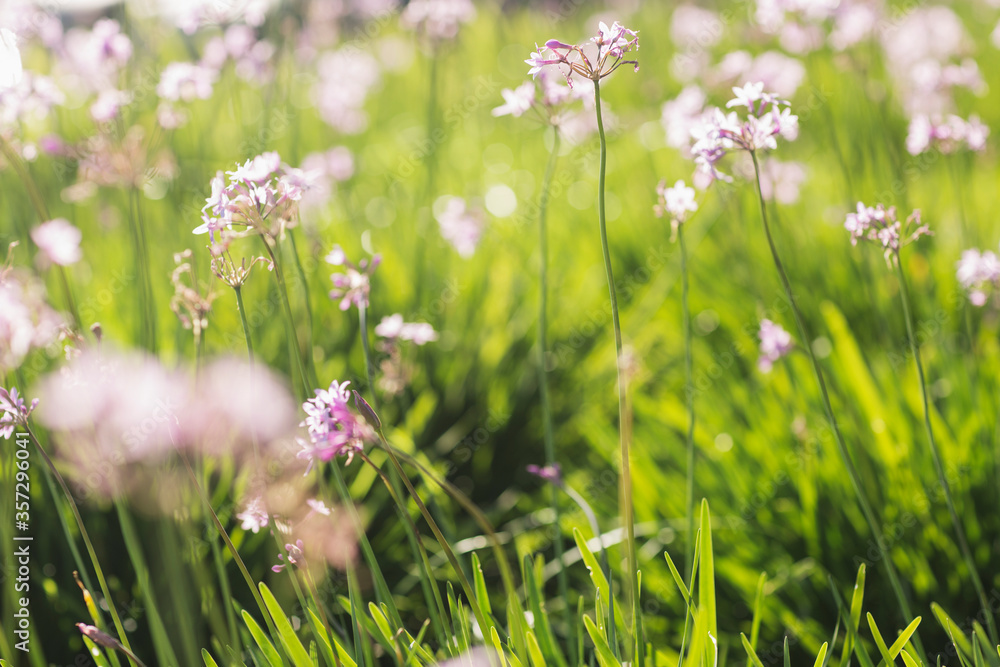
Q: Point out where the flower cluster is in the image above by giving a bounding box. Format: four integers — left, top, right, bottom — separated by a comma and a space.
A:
30, 219, 82, 267
757, 319, 793, 373
653, 180, 698, 241
194, 152, 316, 250
844, 202, 931, 263
690, 82, 798, 186
0, 387, 38, 439
435, 196, 485, 258
0, 256, 64, 371
905, 114, 989, 155
401, 0, 477, 42
492, 69, 586, 125
375, 314, 439, 345
326, 246, 380, 311
526, 463, 563, 485
956, 247, 1000, 307
526, 21, 639, 87
298, 380, 376, 471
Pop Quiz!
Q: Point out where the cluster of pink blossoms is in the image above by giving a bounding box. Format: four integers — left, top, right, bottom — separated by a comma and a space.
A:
956, 247, 1000, 307
0, 387, 37, 439
194, 152, 316, 250
757, 319, 793, 373
905, 114, 989, 155
526, 21, 639, 86
326, 245, 380, 311
844, 202, 930, 263
297, 380, 377, 471
690, 82, 798, 186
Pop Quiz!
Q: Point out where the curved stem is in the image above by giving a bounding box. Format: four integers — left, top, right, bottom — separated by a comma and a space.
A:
594, 78, 636, 661
537, 126, 573, 660
24, 426, 136, 664
748, 151, 925, 662
680, 226, 696, 576
894, 257, 997, 644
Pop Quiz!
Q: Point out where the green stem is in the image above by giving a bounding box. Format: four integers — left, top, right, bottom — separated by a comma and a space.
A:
680, 226, 696, 577
594, 78, 637, 662
23, 426, 136, 664
374, 431, 492, 643
178, 453, 280, 641
358, 304, 379, 412
537, 126, 573, 662
893, 257, 997, 644
233, 286, 254, 368
260, 237, 311, 398
287, 230, 319, 388
748, 151, 925, 662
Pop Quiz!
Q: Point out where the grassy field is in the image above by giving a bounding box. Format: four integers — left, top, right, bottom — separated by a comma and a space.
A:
1, 0, 999, 665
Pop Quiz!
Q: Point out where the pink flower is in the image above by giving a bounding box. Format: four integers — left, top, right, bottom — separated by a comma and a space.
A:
0, 387, 38, 439
758, 319, 793, 373
90, 89, 129, 123
689, 82, 797, 185
401, 0, 476, 41
272, 539, 305, 573
759, 160, 808, 204
327, 246, 380, 311
0, 28, 23, 91
0, 268, 64, 370
157, 62, 218, 102
31, 219, 82, 266
435, 196, 485, 258
298, 379, 376, 470
526, 21, 639, 86
844, 202, 930, 263
905, 114, 989, 155
654, 180, 698, 240
526, 463, 562, 485
236, 495, 269, 533
375, 314, 439, 344
956, 247, 1000, 307
492, 81, 535, 118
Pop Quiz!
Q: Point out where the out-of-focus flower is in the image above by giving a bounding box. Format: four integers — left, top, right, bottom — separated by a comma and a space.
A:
711, 51, 805, 99
0, 387, 38, 439
0, 72, 64, 127
170, 250, 215, 342
956, 247, 1000, 307
401, 0, 476, 42
905, 114, 989, 155
30, 219, 82, 266
298, 147, 355, 220
313, 48, 381, 134
759, 160, 808, 204
58, 19, 132, 94
844, 202, 930, 263
326, 246, 379, 311
272, 539, 304, 573
689, 82, 798, 186
182, 357, 298, 457
492, 70, 584, 127
435, 196, 485, 258
236, 495, 269, 533
298, 379, 377, 470
526, 21, 639, 87
758, 319, 793, 373
829, 0, 881, 51
526, 463, 562, 485
492, 81, 535, 118
89, 89, 129, 123
654, 179, 698, 241
0, 258, 64, 371
671, 6, 723, 49
69, 126, 178, 198
157, 62, 218, 102
375, 314, 439, 344
661, 85, 709, 152
0, 28, 23, 90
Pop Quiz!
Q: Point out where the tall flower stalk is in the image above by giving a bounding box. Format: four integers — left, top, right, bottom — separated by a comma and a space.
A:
844, 201, 998, 644
688, 81, 925, 659
526, 20, 641, 659
749, 154, 924, 659
654, 180, 699, 571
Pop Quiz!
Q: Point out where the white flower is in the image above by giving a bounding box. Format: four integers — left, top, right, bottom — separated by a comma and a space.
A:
0, 29, 22, 91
